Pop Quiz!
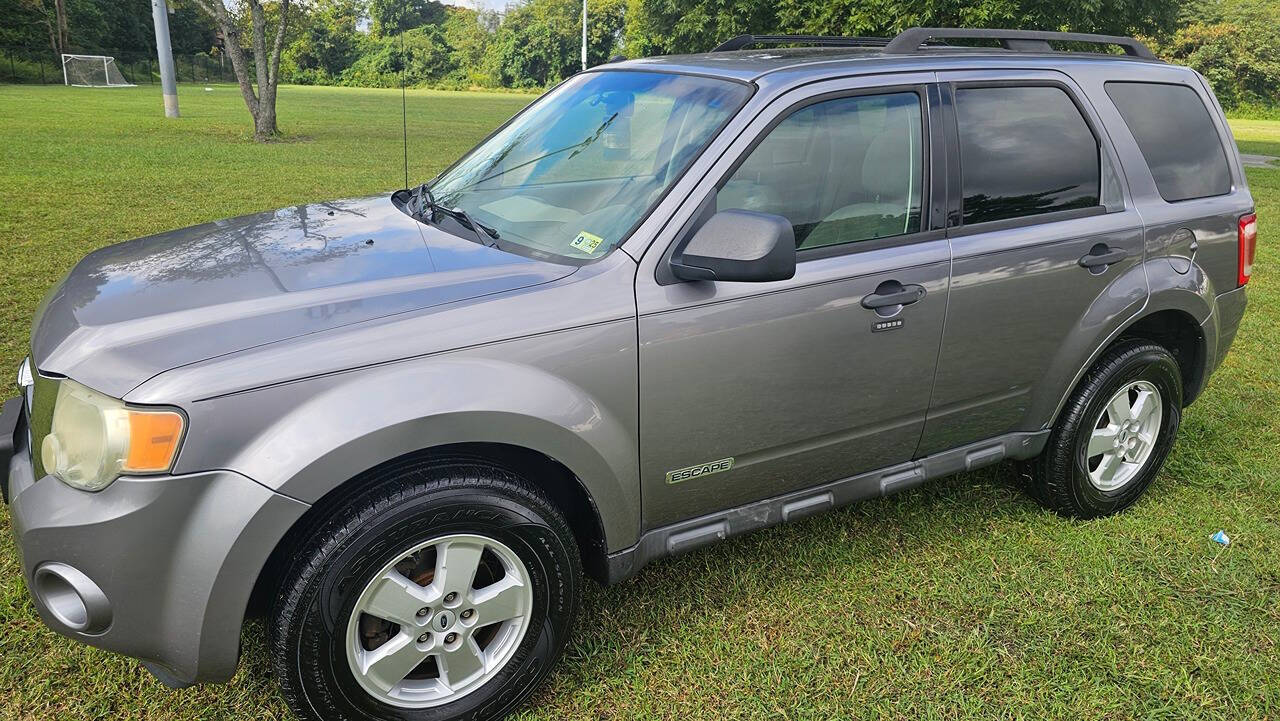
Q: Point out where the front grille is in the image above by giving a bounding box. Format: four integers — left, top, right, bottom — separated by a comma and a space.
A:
27, 371, 58, 479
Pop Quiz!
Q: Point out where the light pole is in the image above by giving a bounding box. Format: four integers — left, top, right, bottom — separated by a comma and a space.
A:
581, 0, 587, 71
151, 0, 179, 117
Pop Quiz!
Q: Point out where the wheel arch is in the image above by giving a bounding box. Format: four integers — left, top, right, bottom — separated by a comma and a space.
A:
1115, 308, 1208, 405
1046, 302, 1211, 431
248, 440, 613, 621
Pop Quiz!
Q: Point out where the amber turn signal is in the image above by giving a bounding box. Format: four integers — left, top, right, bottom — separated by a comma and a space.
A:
123, 410, 185, 473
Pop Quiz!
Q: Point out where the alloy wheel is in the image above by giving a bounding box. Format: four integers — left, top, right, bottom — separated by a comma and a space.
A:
1085, 380, 1163, 492
344, 533, 534, 708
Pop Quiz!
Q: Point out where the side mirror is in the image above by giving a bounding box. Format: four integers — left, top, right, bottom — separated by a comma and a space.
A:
670, 209, 796, 283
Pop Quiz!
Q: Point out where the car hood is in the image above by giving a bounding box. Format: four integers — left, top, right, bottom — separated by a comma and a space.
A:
30, 196, 576, 398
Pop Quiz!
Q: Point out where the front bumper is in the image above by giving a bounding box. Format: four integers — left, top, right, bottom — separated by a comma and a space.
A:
5, 398, 309, 685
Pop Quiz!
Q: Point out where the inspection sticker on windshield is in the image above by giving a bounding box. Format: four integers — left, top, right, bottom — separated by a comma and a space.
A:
570, 231, 604, 254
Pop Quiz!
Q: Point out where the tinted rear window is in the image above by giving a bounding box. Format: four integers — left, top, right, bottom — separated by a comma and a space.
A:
955, 86, 1101, 225
1105, 82, 1232, 202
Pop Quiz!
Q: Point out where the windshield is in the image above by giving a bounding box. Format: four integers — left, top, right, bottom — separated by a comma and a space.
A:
426, 70, 751, 263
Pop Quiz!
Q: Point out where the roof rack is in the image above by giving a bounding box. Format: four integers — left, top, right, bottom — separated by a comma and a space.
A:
712, 35, 893, 52
884, 27, 1155, 58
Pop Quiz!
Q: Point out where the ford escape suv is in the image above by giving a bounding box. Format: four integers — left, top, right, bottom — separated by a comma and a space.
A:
2, 27, 1257, 721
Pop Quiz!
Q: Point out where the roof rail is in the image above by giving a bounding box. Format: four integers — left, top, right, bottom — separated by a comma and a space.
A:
712, 34, 892, 52
884, 27, 1155, 58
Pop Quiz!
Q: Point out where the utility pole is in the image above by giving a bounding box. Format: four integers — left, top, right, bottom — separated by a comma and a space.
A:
151, 0, 179, 117
581, 0, 587, 71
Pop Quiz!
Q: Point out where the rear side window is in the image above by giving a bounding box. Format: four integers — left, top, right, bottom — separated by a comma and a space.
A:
1105, 82, 1232, 202
954, 86, 1101, 225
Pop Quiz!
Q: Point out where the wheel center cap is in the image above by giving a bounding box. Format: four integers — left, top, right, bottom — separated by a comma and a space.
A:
434, 610, 455, 631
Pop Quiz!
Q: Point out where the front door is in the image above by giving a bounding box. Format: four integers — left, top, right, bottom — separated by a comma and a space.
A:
635, 80, 951, 528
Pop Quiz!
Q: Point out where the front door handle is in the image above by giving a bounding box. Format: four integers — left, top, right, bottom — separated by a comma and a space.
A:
1078, 244, 1130, 269
861, 281, 926, 310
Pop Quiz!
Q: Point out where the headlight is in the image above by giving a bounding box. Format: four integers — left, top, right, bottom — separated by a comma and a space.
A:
40, 379, 185, 491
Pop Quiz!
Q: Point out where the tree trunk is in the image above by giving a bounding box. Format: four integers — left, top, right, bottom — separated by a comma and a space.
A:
254, 99, 277, 141
31, 0, 66, 57
53, 0, 68, 55
192, 0, 290, 142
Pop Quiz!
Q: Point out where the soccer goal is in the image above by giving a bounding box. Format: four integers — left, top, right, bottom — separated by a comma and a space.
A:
62, 54, 135, 87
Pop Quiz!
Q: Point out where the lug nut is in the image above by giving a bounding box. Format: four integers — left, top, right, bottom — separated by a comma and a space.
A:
461, 609, 474, 620
416, 607, 430, 617
418, 633, 431, 644
444, 592, 458, 603
445, 632, 458, 644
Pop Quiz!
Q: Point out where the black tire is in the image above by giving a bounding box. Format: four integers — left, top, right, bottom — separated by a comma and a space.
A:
269, 456, 582, 721
1026, 340, 1183, 519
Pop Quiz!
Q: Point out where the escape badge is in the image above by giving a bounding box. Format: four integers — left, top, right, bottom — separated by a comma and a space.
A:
569, 230, 604, 254
666, 457, 735, 485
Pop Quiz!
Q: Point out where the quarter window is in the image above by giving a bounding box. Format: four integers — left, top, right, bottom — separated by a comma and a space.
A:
955, 86, 1101, 225
717, 92, 924, 251
1105, 81, 1232, 202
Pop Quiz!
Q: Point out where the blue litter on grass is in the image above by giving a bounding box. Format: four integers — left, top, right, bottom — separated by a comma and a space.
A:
1211, 530, 1230, 546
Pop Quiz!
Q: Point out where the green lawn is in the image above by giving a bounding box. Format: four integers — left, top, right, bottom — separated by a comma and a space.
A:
1, 83, 1277, 720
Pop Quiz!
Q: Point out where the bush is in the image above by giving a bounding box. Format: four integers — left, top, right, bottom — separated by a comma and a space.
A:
338, 26, 454, 88
1153, 22, 1280, 110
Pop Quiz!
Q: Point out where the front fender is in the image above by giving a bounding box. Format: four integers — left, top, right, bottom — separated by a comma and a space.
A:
167, 329, 641, 551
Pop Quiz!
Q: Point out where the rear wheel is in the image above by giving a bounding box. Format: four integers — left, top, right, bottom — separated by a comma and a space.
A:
270, 458, 582, 721
1026, 340, 1182, 518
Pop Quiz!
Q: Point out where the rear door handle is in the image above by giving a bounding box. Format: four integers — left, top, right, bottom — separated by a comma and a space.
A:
1078, 245, 1129, 269
861, 281, 926, 310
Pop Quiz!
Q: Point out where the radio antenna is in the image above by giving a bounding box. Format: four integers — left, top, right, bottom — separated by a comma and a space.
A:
399, 30, 409, 190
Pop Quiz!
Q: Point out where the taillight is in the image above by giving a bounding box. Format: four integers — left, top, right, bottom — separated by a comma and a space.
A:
1239, 213, 1257, 286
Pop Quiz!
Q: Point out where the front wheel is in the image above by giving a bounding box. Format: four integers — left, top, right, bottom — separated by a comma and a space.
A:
269, 458, 582, 721
1026, 340, 1183, 519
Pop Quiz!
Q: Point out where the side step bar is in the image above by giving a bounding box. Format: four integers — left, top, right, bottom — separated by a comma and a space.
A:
605, 430, 1049, 583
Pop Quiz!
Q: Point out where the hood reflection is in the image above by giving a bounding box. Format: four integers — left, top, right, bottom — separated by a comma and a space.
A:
32, 195, 576, 397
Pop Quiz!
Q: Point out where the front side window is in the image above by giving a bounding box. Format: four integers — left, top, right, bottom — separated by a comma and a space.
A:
1105, 81, 1232, 202
717, 92, 924, 251
955, 86, 1101, 225
429, 71, 750, 262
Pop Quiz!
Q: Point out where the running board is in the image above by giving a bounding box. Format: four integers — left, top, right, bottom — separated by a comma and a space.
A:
605, 430, 1049, 584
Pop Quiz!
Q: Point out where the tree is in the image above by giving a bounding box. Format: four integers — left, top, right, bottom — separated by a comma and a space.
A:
284, 0, 364, 84
368, 0, 446, 37
1150, 0, 1280, 109
339, 25, 455, 87
11, 0, 71, 56
491, 0, 624, 88
443, 5, 500, 87
191, 0, 294, 141
624, 0, 1186, 56
624, 0, 775, 57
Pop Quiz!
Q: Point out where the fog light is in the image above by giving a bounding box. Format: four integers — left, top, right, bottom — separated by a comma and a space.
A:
31, 562, 111, 634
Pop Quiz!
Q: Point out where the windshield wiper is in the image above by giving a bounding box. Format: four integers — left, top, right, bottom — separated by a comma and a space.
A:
411, 182, 500, 247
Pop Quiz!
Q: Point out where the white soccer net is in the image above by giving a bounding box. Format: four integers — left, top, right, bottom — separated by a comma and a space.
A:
62, 54, 135, 87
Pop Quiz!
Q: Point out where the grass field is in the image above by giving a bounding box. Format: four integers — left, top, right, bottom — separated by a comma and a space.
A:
1, 83, 1277, 721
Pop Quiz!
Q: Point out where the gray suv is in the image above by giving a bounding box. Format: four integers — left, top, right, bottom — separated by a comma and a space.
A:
1, 27, 1257, 721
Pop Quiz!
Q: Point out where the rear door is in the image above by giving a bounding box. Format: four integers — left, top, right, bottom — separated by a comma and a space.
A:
918, 70, 1148, 455
633, 75, 951, 528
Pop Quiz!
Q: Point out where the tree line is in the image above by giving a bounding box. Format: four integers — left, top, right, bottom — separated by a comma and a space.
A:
3, 0, 1276, 125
